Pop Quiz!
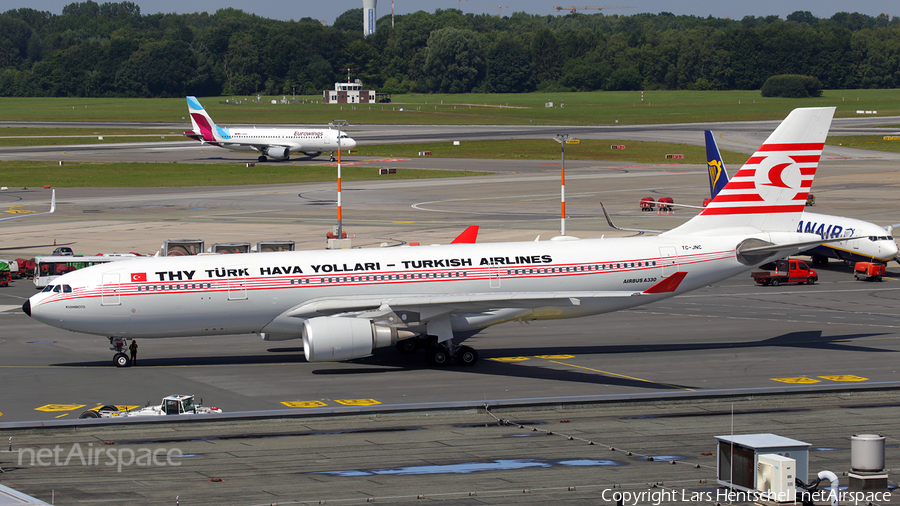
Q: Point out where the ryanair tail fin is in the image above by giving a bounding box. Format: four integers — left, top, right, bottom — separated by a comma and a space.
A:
185, 96, 229, 144
705, 130, 729, 199
665, 107, 835, 237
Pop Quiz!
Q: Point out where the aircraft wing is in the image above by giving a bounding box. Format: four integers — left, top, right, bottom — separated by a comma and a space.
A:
600, 202, 664, 233
0, 189, 55, 222
282, 290, 646, 319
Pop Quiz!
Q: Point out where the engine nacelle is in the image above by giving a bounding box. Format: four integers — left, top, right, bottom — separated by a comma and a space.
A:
266, 146, 290, 160
301, 151, 322, 158
302, 317, 402, 362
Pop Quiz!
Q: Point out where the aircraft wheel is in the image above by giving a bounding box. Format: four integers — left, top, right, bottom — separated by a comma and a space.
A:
114, 353, 131, 368
79, 410, 100, 419
456, 346, 478, 366
258, 156, 267, 162
429, 348, 450, 366
771, 279, 781, 286
396, 339, 417, 354
99, 405, 119, 412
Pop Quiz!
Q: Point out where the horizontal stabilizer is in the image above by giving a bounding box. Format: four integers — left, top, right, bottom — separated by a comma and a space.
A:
737, 235, 869, 266
642, 271, 687, 294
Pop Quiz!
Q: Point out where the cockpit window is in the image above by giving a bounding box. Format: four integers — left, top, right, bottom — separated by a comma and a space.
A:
53, 285, 61, 293
42, 285, 54, 293
63, 285, 72, 293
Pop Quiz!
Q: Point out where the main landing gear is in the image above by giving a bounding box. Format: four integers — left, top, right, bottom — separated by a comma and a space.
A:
258, 155, 268, 162
109, 337, 131, 368
395, 337, 478, 366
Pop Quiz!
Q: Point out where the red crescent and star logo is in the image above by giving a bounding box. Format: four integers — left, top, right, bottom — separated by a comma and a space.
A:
131, 273, 147, 282
763, 162, 793, 188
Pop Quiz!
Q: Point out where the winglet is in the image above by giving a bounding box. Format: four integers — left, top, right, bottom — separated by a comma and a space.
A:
49, 189, 56, 214
642, 271, 687, 294
451, 226, 479, 244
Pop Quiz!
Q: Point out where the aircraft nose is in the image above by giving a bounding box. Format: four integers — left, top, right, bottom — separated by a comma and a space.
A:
22, 299, 31, 317
345, 137, 357, 150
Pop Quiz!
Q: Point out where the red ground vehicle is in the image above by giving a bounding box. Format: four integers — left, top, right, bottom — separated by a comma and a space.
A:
0, 270, 9, 287
640, 197, 655, 211
751, 259, 818, 286
854, 262, 885, 281
657, 197, 674, 212
16, 258, 35, 278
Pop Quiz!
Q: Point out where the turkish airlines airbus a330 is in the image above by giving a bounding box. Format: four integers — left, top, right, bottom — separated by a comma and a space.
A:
184, 96, 357, 162
27, 107, 843, 368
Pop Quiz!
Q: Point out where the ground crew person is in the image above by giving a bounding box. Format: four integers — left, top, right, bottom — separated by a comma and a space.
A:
129, 339, 138, 365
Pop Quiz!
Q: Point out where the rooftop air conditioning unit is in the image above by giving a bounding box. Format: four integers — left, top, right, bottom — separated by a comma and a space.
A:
756, 453, 796, 503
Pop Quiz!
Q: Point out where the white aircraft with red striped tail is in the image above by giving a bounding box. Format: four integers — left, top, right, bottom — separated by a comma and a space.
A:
184, 96, 356, 162
26, 108, 844, 368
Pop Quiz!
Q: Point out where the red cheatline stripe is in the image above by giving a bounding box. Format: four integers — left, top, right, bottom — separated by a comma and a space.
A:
733, 169, 757, 177
709, 194, 765, 202
800, 181, 812, 188
790, 155, 821, 163
744, 157, 765, 165
720, 181, 755, 190
701, 204, 806, 215
757, 143, 824, 151
799, 167, 816, 175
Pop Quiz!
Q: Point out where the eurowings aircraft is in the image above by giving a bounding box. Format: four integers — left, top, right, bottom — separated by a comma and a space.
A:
26, 108, 845, 368
0, 189, 55, 222
705, 130, 898, 265
183, 96, 357, 162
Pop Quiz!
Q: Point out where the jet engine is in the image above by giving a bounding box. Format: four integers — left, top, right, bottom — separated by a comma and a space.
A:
302, 317, 410, 362
265, 146, 290, 160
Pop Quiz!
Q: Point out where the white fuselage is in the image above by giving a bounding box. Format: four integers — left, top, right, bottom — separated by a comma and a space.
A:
211, 127, 356, 154
797, 211, 898, 263
27, 233, 791, 340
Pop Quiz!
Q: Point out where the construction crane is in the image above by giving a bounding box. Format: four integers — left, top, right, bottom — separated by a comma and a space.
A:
475, 5, 510, 17
449, 0, 468, 10
552, 5, 634, 14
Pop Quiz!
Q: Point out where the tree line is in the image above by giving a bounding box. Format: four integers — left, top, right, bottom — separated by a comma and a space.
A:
1, 2, 898, 98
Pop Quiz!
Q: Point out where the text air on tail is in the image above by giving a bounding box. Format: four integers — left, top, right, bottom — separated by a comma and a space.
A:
666, 107, 835, 237
184, 96, 230, 145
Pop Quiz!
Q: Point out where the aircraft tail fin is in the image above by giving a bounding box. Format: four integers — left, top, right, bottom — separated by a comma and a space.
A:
451, 226, 479, 244
665, 107, 835, 236
185, 96, 228, 143
705, 130, 729, 199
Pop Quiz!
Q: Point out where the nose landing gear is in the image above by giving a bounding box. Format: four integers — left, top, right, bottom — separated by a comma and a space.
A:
109, 337, 131, 367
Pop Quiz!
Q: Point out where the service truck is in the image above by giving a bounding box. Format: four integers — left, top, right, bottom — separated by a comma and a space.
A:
751, 259, 818, 286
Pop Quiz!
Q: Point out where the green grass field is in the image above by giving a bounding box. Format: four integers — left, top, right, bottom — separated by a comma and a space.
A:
0, 161, 485, 188
2, 89, 899, 125
0, 127, 191, 147
356, 139, 747, 165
